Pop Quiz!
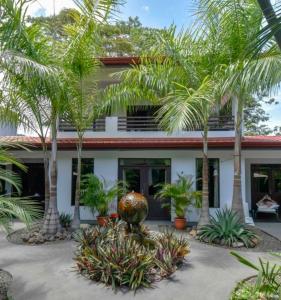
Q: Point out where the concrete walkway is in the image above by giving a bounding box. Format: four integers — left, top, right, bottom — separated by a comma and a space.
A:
0, 228, 274, 300
256, 222, 281, 240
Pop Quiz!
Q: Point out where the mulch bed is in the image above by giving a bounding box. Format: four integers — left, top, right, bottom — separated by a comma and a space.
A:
7, 222, 73, 246
189, 227, 281, 252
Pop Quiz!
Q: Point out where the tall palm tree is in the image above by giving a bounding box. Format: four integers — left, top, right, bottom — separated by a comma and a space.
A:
1, 0, 66, 234
1, 0, 122, 234
104, 28, 224, 226
62, 13, 102, 229
60, 0, 122, 229
198, 0, 281, 221
257, 0, 281, 50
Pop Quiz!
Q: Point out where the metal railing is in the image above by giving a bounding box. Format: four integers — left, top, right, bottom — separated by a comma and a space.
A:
59, 118, 106, 132
118, 116, 235, 132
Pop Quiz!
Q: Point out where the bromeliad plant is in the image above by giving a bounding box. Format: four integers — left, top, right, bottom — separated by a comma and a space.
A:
197, 209, 258, 248
156, 175, 202, 229
230, 251, 281, 300
74, 221, 190, 291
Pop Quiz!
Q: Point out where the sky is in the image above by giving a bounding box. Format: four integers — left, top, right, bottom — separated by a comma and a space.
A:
26, 0, 281, 130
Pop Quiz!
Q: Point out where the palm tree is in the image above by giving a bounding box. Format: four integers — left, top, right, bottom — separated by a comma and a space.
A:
1, 0, 66, 234
1, 0, 122, 234
62, 14, 102, 229
60, 0, 122, 229
104, 28, 224, 226
257, 0, 281, 50
198, 0, 281, 221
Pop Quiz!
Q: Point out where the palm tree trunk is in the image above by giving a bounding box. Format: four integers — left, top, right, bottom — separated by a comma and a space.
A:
72, 135, 83, 229
42, 141, 50, 215
232, 97, 245, 222
257, 0, 281, 50
43, 116, 61, 234
198, 125, 210, 227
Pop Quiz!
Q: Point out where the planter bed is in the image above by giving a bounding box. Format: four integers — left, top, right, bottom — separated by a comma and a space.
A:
189, 227, 281, 252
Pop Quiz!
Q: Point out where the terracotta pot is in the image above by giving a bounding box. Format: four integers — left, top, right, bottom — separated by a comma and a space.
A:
97, 216, 109, 227
174, 217, 187, 230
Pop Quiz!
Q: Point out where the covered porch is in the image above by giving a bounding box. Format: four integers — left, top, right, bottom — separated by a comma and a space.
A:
245, 152, 281, 222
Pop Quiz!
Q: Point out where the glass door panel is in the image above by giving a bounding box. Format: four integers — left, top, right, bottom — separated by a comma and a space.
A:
251, 165, 271, 210
146, 167, 170, 220
122, 168, 141, 193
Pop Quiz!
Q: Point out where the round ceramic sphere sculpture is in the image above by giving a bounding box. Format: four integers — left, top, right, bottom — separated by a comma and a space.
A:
118, 191, 148, 226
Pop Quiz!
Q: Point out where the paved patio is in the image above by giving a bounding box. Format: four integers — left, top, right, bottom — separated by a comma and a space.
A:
256, 222, 281, 240
0, 225, 276, 300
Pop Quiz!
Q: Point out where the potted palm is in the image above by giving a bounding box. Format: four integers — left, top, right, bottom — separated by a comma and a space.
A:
81, 174, 122, 226
156, 175, 202, 230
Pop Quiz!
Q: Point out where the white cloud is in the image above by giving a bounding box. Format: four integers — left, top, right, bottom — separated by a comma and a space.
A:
26, 0, 76, 17
142, 5, 149, 12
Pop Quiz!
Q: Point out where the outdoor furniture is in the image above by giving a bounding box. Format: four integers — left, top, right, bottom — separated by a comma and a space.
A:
254, 195, 280, 219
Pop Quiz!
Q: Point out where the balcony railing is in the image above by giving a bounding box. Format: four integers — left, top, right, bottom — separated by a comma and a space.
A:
59, 118, 106, 132
118, 116, 235, 132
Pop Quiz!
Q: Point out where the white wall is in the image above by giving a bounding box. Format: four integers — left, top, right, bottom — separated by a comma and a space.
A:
0, 124, 17, 136
54, 149, 236, 222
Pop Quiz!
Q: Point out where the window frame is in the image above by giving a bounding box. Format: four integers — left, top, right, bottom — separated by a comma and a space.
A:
71, 158, 94, 206
196, 158, 220, 208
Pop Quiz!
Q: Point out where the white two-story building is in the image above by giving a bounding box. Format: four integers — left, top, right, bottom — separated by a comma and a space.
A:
1, 57, 281, 223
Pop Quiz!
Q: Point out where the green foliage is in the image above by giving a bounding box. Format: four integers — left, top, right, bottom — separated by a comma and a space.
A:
230, 281, 268, 300
231, 251, 281, 299
197, 209, 258, 247
0, 141, 42, 232
74, 221, 190, 291
59, 213, 72, 229
81, 174, 123, 216
156, 174, 202, 218
155, 230, 190, 277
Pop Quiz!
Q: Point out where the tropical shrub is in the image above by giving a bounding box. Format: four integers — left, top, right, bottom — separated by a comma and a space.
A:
197, 209, 258, 247
156, 175, 202, 218
74, 221, 190, 290
230, 251, 281, 299
59, 213, 72, 229
155, 230, 190, 277
81, 174, 123, 217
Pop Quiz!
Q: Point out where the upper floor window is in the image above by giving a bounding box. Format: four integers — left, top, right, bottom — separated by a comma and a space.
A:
196, 158, 220, 208
71, 158, 94, 205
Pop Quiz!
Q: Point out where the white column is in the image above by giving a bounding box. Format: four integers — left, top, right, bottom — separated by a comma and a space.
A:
171, 157, 197, 222
94, 157, 118, 212
57, 158, 72, 215
220, 158, 234, 209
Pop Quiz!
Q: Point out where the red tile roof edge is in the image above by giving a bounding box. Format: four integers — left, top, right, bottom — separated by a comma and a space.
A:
99, 56, 140, 65
2, 136, 281, 150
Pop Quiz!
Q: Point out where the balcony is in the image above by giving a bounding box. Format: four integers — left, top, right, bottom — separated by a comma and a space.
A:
59, 118, 106, 132
118, 116, 235, 132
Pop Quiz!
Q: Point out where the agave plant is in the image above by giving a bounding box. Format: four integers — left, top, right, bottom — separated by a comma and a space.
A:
156, 174, 202, 218
231, 251, 281, 299
197, 209, 258, 247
